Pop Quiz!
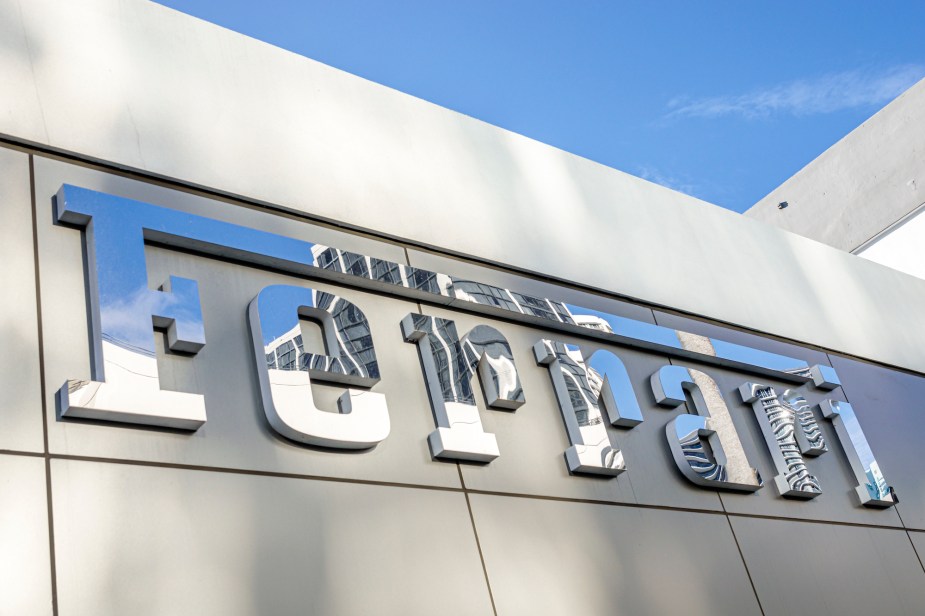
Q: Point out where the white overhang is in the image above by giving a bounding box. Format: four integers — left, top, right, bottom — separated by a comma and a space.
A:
747, 77, 925, 253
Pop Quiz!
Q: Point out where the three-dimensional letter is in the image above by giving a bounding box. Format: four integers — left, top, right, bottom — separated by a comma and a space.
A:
55, 185, 206, 429
249, 285, 389, 448
534, 341, 641, 475
652, 366, 761, 491
402, 314, 524, 462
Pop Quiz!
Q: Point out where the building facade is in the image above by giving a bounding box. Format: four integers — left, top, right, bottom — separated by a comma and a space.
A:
748, 77, 925, 280
2, 1, 925, 615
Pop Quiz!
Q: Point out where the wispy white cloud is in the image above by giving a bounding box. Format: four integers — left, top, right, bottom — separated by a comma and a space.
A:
636, 165, 699, 196
666, 64, 925, 120
100, 285, 199, 352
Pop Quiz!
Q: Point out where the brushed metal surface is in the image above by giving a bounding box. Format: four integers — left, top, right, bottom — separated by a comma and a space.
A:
653, 311, 904, 527
731, 516, 925, 615
34, 156, 461, 489
686, 357, 903, 528
829, 353, 925, 530
470, 493, 762, 616
0, 454, 52, 616
51, 459, 493, 616
422, 304, 725, 512
0, 146, 44, 453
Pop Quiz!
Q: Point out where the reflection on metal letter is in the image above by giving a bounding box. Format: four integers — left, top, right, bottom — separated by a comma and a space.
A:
401, 314, 524, 462
533, 340, 637, 476
586, 350, 644, 427
782, 389, 827, 456
53, 185, 847, 396
651, 366, 761, 491
818, 400, 895, 508
55, 186, 207, 429
739, 383, 823, 498
248, 285, 389, 448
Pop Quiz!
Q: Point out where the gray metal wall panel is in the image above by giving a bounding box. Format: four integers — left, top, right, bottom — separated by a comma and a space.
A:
50, 459, 493, 616
33, 156, 461, 488
31, 156, 916, 520
4, 0, 925, 373
469, 493, 762, 616
21, 151, 925, 615
0, 454, 52, 616
668, 356, 901, 527
731, 516, 925, 615
0, 146, 44, 453
909, 531, 925, 568
828, 353, 925, 530
418, 304, 724, 511
407, 249, 727, 510
653, 310, 904, 527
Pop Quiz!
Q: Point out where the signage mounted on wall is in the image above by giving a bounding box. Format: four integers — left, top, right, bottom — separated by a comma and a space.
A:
54, 185, 894, 508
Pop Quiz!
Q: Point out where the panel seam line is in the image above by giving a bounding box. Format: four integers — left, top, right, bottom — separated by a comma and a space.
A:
30, 153, 58, 616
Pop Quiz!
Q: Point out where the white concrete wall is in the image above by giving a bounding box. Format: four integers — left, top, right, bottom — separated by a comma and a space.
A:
4, 0, 925, 373
747, 78, 925, 253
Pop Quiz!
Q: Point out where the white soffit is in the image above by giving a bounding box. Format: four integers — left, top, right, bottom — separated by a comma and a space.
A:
2, 0, 925, 373
746, 78, 925, 252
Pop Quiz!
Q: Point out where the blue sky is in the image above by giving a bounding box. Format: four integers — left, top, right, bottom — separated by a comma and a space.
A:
155, 1, 925, 213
